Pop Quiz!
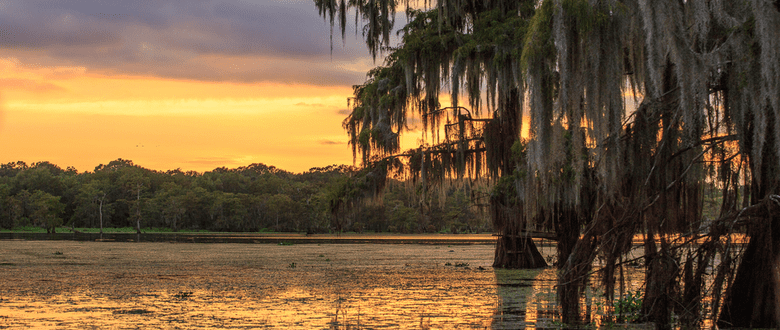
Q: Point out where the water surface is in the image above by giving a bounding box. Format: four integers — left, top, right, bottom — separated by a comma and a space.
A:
0, 240, 639, 329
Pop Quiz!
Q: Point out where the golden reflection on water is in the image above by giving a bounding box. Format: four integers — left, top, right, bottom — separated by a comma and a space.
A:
0, 240, 647, 329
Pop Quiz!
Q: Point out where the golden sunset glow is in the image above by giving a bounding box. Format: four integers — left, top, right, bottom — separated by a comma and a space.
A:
0, 0, 393, 173
1, 63, 364, 172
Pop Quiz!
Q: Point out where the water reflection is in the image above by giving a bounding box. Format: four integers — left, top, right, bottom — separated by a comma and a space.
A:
0, 240, 648, 329
491, 268, 558, 328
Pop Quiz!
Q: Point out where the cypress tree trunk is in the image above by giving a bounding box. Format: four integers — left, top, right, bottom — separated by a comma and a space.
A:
717, 216, 780, 328
491, 87, 548, 269
719, 128, 780, 327
641, 234, 677, 329
490, 198, 545, 269
490, 185, 546, 269
493, 231, 546, 269
558, 231, 597, 324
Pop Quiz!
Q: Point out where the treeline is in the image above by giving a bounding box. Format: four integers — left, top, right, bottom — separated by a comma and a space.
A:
0, 159, 489, 233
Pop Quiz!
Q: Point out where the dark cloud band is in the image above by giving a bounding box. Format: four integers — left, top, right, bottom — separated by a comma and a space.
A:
0, 0, 371, 86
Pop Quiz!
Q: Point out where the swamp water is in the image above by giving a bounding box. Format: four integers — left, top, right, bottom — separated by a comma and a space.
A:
0, 240, 645, 329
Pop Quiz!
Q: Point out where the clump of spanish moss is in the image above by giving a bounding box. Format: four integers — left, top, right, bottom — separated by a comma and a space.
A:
318, 0, 780, 327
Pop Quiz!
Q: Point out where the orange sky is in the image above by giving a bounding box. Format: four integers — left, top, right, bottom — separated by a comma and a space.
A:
11, 67, 396, 174
0, 58, 371, 173
0, 0, 405, 173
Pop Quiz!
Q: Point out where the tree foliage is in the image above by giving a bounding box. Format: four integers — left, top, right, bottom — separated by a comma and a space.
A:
317, 0, 780, 327
0, 160, 489, 235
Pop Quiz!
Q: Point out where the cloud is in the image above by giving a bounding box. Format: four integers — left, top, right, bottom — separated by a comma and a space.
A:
0, 57, 88, 80
182, 156, 242, 168
0, 0, 375, 86
0, 78, 65, 92
295, 102, 326, 107
318, 139, 345, 145
336, 108, 351, 115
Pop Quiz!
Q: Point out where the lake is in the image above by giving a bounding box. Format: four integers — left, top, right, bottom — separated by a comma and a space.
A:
0, 239, 647, 329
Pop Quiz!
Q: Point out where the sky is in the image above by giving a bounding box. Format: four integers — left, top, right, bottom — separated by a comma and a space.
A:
0, 0, 397, 173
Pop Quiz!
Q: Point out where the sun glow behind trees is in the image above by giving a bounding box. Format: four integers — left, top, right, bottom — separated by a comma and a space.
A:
0, 61, 363, 173
0, 1, 384, 174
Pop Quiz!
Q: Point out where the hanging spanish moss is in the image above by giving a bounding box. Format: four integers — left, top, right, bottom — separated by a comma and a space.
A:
318, 0, 780, 327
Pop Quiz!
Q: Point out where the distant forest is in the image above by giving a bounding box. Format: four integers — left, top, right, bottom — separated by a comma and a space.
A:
0, 159, 490, 234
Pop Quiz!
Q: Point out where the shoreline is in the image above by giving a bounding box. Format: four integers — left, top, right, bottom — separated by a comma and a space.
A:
0, 232, 499, 245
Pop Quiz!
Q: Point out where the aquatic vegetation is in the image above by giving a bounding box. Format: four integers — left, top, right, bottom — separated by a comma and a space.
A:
173, 291, 193, 300
613, 291, 643, 324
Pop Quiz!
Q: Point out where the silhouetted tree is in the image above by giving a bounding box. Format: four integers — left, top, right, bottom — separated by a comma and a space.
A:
316, 0, 780, 326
